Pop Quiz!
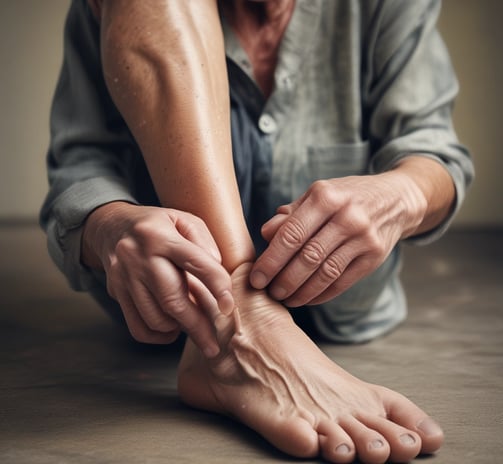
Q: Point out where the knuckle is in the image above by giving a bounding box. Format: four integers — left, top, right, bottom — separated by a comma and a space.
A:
114, 236, 136, 260
160, 293, 188, 315
130, 218, 155, 240
370, 237, 386, 257
362, 227, 385, 256
310, 179, 329, 198
172, 210, 207, 236
182, 255, 207, 276
178, 215, 200, 235
348, 209, 371, 234
300, 240, 326, 267
310, 180, 338, 210
320, 254, 345, 282
279, 217, 307, 248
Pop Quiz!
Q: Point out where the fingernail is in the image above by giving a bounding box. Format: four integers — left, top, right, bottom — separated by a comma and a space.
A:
400, 433, 416, 445
218, 290, 234, 315
417, 417, 442, 437
250, 271, 267, 289
335, 444, 351, 454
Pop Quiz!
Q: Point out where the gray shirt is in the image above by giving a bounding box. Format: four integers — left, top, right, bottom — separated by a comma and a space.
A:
40, 0, 474, 343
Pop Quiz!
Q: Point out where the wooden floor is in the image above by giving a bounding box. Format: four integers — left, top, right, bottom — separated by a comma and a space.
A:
1, 224, 502, 463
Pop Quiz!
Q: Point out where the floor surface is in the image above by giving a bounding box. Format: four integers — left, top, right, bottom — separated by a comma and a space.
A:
0, 225, 502, 463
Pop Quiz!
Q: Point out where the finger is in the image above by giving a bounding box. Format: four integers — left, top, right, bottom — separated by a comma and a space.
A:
260, 212, 289, 242
283, 243, 359, 307
186, 272, 221, 321
251, 198, 327, 290
128, 277, 181, 333
267, 219, 345, 301
116, 289, 181, 344
147, 257, 221, 358
305, 255, 377, 306
162, 231, 234, 315
169, 209, 222, 262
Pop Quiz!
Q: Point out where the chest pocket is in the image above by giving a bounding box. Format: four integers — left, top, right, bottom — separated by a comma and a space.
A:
292, 141, 370, 198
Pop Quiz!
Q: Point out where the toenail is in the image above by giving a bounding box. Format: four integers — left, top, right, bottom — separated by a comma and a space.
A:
335, 444, 351, 454
400, 433, 416, 445
417, 417, 442, 437
370, 439, 384, 449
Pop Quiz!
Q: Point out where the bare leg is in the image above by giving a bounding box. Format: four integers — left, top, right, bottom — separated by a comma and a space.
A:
179, 264, 444, 463
100, 2, 443, 463
101, 0, 254, 270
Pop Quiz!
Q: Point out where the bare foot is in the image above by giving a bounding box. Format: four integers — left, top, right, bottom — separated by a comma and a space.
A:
177, 264, 444, 464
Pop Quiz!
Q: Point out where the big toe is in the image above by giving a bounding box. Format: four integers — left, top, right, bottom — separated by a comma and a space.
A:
382, 386, 445, 455
414, 416, 444, 454
261, 416, 319, 458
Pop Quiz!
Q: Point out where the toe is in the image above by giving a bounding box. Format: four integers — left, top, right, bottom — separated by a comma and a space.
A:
414, 416, 444, 454
381, 386, 445, 454
358, 414, 421, 463
264, 416, 319, 458
317, 419, 356, 463
339, 416, 390, 464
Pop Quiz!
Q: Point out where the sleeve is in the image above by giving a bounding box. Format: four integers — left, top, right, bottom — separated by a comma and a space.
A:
362, 0, 475, 244
39, 0, 142, 291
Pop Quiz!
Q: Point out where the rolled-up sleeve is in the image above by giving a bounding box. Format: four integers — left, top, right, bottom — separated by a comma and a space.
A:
40, 0, 141, 290
364, 0, 474, 244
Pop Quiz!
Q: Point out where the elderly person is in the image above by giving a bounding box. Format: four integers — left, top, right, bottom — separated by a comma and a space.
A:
41, 1, 473, 463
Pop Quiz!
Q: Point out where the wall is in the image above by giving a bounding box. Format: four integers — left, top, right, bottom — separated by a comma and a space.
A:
438, 0, 503, 227
0, 0, 501, 226
0, 0, 69, 221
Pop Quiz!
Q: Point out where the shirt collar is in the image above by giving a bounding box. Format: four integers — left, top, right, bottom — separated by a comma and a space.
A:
221, 0, 323, 84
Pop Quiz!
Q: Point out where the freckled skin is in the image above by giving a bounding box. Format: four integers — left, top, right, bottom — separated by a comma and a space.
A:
82, 1, 450, 462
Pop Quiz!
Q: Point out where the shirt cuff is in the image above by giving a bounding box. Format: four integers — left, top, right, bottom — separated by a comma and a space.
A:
46, 176, 139, 291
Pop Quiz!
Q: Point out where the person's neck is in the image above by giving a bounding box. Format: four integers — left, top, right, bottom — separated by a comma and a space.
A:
221, 0, 294, 28
220, 0, 295, 98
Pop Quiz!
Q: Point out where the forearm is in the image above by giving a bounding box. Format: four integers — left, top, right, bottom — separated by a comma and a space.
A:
386, 155, 456, 239
99, 0, 254, 270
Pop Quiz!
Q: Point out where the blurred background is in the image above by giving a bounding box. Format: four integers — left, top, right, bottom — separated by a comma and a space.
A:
0, 0, 502, 227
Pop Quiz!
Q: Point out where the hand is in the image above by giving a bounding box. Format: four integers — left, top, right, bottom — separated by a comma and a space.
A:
250, 171, 427, 307
82, 202, 234, 358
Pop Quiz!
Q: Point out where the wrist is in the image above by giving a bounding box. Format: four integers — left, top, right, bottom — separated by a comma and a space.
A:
387, 156, 455, 238
378, 167, 428, 240
81, 201, 135, 270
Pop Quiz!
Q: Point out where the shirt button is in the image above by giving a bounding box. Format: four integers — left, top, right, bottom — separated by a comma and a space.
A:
278, 72, 294, 90
284, 77, 293, 90
258, 114, 277, 134
240, 59, 251, 70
